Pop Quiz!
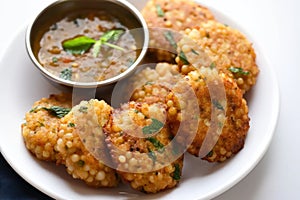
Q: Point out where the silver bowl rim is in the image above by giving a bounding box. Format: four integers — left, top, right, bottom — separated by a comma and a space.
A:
25, 0, 149, 88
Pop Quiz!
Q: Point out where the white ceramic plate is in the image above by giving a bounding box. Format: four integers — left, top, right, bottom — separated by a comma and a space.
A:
0, 1, 279, 199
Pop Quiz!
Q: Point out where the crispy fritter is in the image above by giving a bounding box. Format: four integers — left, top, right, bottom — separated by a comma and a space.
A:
183, 68, 250, 162
176, 21, 259, 93
129, 63, 250, 162
104, 101, 183, 193
21, 93, 72, 163
141, 0, 215, 62
56, 99, 119, 187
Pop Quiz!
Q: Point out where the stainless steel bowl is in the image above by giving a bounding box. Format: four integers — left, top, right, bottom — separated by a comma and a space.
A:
25, 0, 149, 88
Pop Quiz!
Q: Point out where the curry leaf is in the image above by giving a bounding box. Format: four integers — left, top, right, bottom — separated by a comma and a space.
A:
93, 29, 125, 57
62, 36, 96, 54
142, 118, 164, 134
43, 106, 71, 118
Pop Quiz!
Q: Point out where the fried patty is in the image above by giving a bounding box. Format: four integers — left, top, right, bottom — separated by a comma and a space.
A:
104, 101, 183, 193
141, 0, 215, 62
129, 63, 250, 162
176, 21, 259, 93
21, 93, 72, 163
56, 99, 119, 187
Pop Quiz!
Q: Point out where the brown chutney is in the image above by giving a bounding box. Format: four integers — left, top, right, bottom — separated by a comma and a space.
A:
38, 11, 137, 83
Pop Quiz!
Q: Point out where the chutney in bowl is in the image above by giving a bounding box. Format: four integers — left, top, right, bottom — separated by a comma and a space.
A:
26, 0, 149, 88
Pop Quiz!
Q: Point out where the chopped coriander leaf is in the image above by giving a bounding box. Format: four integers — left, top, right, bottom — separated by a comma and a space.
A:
172, 164, 181, 180
68, 123, 75, 127
43, 106, 71, 118
209, 62, 216, 69
59, 68, 72, 80
30, 107, 40, 113
212, 100, 224, 111
206, 150, 213, 157
155, 4, 165, 17
142, 118, 164, 134
146, 137, 165, 152
228, 66, 250, 76
52, 57, 58, 63
148, 150, 157, 163
79, 106, 88, 113
179, 51, 190, 65
191, 49, 199, 55
163, 31, 177, 49
77, 160, 85, 167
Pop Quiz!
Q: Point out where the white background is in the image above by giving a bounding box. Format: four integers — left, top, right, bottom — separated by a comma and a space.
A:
0, 0, 299, 199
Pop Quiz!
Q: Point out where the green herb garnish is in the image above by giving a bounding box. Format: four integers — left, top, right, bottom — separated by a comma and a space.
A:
30, 107, 40, 113
209, 62, 216, 69
77, 160, 85, 167
155, 4, 165, 17
148, 150, 157, 163
228, 66, 250, 76
142, 118, 164, 134
59, 68, 72, 80
212, 100, 224, 111
163, 31, 177, 49
191, 49, 199, 55
43, 106, 71, 118
79, 106, 88, 113
62, 36, 95, 55
62, 29, 125, 57
146, 137, 165, 152
206, 150, 213, 157
179, 51, 190, 65
172, 164, 181, 180
68, 123, 75, 127
93, 29, 125, 57
52, 57, 58, 63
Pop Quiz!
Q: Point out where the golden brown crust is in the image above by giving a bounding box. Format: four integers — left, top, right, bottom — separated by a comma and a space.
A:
142, 0, 214, 31
129, 63, 250, 162
104, 101, 183, 193
176, 21, 259, 93
185, 70, 250, 162
142, 0, 215, 62
56, 99, 119, 187
21, 93, 72, 163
